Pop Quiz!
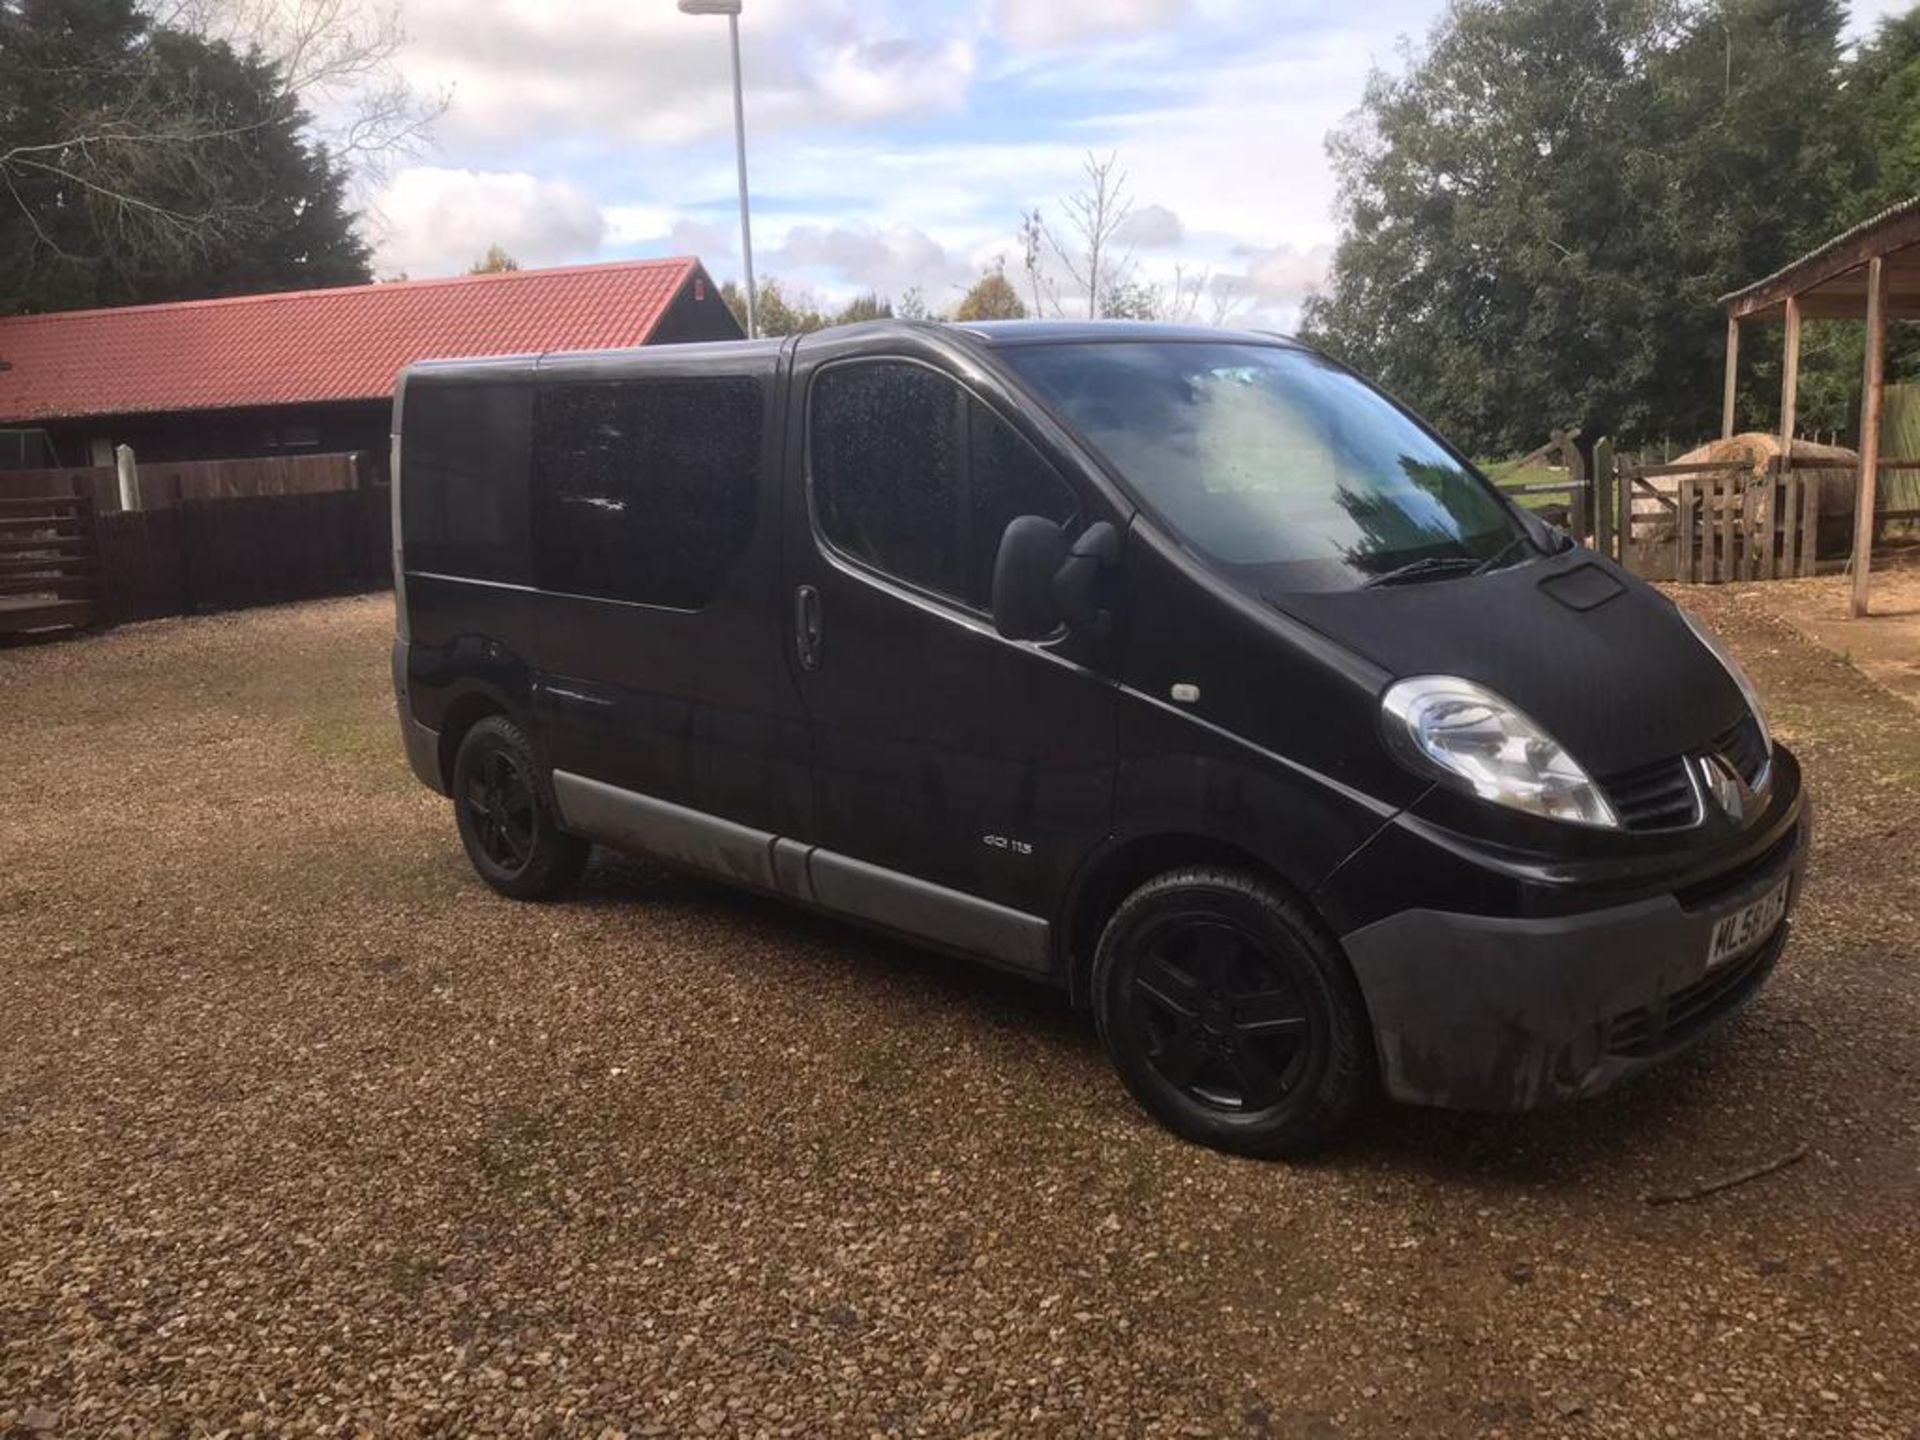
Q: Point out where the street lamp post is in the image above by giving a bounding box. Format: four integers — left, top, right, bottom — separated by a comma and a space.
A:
678, 0, 757, 339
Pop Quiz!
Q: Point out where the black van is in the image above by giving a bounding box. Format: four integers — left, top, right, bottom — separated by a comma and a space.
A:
390, 320, 1808, 1156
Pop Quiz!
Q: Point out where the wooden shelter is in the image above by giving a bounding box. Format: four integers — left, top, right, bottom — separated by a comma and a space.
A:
1721, 196, 1920, 615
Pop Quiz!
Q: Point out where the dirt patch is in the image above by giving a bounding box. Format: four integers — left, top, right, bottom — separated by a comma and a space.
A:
1713, 564, 1920, 715
1, 593, 1917, 1437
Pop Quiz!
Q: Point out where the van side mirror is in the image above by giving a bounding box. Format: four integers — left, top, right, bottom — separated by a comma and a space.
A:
991, 516, 1069, 640
991, 517, 1118, 641
1054, 520, 1118, 636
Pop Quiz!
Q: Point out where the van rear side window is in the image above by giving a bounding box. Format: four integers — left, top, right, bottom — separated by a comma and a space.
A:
400, 381, 533, 583
531, 378, 763, 609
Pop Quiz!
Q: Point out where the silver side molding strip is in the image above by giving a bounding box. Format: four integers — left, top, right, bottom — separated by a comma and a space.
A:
806, 848, 1050, 974
552, 771, 779, 891
549, 769, 1050, 974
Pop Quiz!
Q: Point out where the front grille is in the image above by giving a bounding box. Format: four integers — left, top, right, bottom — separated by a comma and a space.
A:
1601, 712, 1768, 833
1602, 755, 1699, 831
1606, 932, 1781, 1057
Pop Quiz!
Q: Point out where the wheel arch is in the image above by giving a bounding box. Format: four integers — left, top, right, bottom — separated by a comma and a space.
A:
1060, 831, 1333, 1008
435, 686, 519, 792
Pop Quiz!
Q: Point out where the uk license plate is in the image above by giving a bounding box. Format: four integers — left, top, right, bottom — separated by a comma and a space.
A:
1706, 878, 1789, 969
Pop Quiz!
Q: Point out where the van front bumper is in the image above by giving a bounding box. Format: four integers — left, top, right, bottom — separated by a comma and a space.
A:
1340, 812, 1811, 1111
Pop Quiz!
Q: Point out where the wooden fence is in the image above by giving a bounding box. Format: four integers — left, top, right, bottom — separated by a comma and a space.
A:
1522, 434, 1919, 584
0, 460, 389, 635
92, 487, 390, 625
134, 451, 364, 507
0, 484, 98, 635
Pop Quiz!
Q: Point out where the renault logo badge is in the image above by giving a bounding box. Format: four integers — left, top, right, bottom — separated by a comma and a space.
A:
1695, 753, 1749, 822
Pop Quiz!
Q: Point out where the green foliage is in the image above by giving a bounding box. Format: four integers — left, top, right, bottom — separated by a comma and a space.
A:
1848, 7, 1920, 214
952, 265, 1027, 321
718, 279, 905, 334
754, 279, 829, 336
0, 0, 371, 315
832, 291, 893, 324
1301, 0, 1907, 455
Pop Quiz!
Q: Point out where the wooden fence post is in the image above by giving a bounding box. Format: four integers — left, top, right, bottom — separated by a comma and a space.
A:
1560, 430, 1589, 540
114, 444, 138, 513
1677, 477, 1696, 582
1852, 256, 1887, 616
1593, 437, 1615, 558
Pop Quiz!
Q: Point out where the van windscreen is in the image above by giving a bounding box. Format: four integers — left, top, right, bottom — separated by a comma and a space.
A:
1000, 341, 1524, 593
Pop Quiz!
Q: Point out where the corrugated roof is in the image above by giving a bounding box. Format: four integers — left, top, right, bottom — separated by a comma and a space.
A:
0, 258, 701, 424
1719, 194, 1920, 307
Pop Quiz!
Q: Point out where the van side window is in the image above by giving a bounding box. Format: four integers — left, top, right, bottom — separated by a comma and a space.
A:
811, 361, 1077, 610
531, 378, 763, 609
400, 381, 533, 583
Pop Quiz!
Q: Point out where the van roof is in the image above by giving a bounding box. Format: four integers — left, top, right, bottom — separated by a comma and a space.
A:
951, 319, 1300, 348
399, 319, 1302, 385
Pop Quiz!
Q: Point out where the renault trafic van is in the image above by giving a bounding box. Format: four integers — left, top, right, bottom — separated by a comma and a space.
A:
391, 320, 1808, 1157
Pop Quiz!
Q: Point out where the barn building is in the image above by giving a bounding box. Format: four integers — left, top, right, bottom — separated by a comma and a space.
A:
0, 258, 742, 476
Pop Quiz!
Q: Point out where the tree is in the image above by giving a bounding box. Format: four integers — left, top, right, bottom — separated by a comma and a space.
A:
895, 285, 935, 321
1300, 0, 1869, 455
469, 244, 520, 274
1, 0, 372, 315
1018, 209, 1051, 316
157, 0, 445, 196
752, 278, 829, 336
1041, 152, 1137, 319
832, 291, 892, 324
1848, 8, 1920, 217
952, 263, 1027, 321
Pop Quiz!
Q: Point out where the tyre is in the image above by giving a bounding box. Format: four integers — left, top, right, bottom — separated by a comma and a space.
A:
451, 715, 589, 901
1092, 867, 1369, 1157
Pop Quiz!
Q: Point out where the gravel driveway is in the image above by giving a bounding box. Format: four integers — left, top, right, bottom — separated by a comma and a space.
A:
2, 591, 1916, 1438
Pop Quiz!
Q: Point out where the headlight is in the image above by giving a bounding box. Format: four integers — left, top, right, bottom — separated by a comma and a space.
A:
1381, 676, 1619, 828
1679, 608, 1773, 763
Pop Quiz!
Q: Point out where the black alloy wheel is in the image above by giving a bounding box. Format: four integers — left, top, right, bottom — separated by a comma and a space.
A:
1094, 867, 1368, 1157
467, 747, 536, 872
1130, 916, 1319, 1113
451, 715, 590, 901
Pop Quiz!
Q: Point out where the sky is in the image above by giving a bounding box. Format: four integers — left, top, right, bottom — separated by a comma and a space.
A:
370, 0, 1915, 327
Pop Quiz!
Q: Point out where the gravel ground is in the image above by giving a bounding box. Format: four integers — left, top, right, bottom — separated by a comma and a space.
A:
2, 591, 1917, 1439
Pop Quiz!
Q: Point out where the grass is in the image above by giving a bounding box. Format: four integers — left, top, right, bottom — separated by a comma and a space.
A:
1479, 455, 1571, 512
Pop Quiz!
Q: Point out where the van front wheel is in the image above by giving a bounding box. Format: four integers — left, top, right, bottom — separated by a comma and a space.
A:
451, 716, 589, 901
1093, 868, 1368, 1157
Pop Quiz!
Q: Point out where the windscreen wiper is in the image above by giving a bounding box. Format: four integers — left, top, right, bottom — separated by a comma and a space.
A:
1363, 555, 1483, 588
1471, 533, 1537, 575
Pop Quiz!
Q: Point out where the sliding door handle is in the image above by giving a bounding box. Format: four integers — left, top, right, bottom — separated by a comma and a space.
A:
795, 584, 823, 671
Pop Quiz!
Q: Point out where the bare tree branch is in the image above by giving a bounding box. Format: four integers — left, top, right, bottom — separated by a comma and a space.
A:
150, 0, 446, 192
1043, 152, 1136, 320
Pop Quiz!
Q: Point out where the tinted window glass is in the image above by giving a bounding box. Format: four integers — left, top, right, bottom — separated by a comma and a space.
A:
400, 380, 532, 583
1001, 342, 1522, 593
531, 378, 762, 608
812, 362, 1077, 608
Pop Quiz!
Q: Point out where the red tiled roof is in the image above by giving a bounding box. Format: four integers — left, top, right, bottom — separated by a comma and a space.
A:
0, 258, 702, 424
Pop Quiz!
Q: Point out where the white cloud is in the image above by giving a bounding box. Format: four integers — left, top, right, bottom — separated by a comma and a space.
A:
992, 0, 1191, 49
399, 0, 977, 149
817, 36, 976, 119
1114, 203, 1184, 248
770, 222, 972, 300
370, 166, 605, 276
1240, 243, 1335, 303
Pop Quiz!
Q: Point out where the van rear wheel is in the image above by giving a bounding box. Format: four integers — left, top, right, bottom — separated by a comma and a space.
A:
452, 716, 589, 901
1093, 867, 1368, 1157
